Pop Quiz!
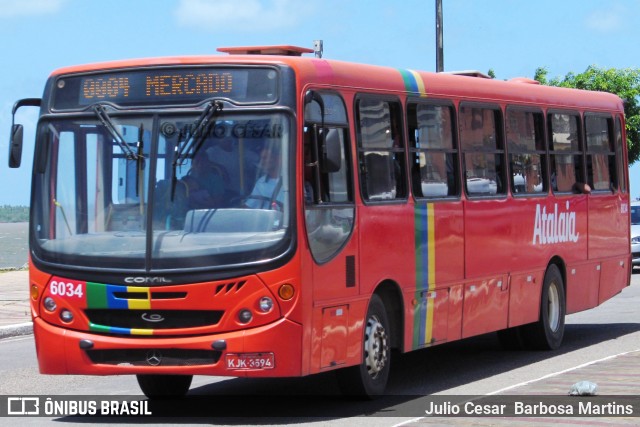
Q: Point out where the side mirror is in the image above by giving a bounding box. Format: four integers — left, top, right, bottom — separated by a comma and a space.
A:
321, 128, 342, 173
8, 124, 24, 168
9, 97, 42, 168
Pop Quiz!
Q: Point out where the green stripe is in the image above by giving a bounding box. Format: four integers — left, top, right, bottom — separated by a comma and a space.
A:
413, 207, 423, 349
89, 323, 111, 333
86, 282, 108, 308
398, 69, 416, 93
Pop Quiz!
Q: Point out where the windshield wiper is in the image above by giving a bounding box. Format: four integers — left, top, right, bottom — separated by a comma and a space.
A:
171, 100, 223, 198
93, 104, 140, 160
173, 100, 223, 166
135, 123, 144, 198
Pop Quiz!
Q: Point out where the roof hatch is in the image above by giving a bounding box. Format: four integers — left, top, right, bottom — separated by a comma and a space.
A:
217, 45, 314, 56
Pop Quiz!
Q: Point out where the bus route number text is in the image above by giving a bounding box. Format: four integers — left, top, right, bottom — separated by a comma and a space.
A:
49, 280, 84, 299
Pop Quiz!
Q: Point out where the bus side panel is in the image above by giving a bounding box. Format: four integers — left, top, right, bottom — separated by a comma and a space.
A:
358, 203, 415, 352
446, 284, 464, 342
409, 202, 464, 350
464, 199, 513, 279
589, 194, 628, 259
598, 257, 629, 304
358, 204, 415, 296
507, 271, 544, 327
461, 275, 508, 338
565, 261, 601, 314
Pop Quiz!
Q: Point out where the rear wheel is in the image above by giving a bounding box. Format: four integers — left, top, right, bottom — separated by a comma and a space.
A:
337, 294, 391, 398
521, 264, 565, 350
136, 374, 193, 399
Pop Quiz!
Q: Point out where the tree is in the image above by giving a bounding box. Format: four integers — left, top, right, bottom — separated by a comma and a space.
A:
534, 66, 640, 165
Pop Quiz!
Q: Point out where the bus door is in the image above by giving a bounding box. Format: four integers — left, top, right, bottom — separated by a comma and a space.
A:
303, 90, 358, 369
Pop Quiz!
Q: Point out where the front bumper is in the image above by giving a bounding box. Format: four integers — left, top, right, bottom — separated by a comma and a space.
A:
33, 316, 302, 377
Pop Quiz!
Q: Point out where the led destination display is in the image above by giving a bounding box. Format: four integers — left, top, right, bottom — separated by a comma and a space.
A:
52, 67, 278, 109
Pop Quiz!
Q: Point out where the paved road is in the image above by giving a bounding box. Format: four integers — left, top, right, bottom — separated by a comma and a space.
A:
0, 271, 639, 426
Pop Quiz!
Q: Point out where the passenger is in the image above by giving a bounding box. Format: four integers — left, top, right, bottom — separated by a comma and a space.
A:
207, 137, 259, 196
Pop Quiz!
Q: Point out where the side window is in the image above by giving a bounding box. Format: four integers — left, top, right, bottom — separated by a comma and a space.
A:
459, 104, 505, 196
506, 109, 546, 195
548, 113, 584, 193
304, 91, 352, 204
356, 97, 407, 201
407, 102, 458, 198
615, 117, 627, 193
303, 91, 354, 263
585, 115, 616, 192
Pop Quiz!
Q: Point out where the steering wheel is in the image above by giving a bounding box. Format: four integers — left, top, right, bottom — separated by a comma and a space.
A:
239, 195, 284, 210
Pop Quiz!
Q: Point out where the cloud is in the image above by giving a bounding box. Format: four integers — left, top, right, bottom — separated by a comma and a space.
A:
174, 0, 313, 32
0, 0, 68, 18
585, 5, 624, 33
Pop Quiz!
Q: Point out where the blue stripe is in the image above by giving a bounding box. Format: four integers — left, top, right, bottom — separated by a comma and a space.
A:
399, 69, 419, 93
106, 284, 128, 309
419, 204, 428, 345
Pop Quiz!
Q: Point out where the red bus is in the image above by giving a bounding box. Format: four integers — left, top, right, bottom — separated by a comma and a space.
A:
9, 45, 631, 397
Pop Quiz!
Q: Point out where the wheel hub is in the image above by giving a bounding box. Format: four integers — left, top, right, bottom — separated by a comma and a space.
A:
364, 314, 388, 379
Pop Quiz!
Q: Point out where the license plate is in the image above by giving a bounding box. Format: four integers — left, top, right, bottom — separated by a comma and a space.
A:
225, 353, 275, 370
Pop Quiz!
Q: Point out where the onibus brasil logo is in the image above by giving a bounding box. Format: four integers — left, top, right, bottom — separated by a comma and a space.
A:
532, 201, 579, 245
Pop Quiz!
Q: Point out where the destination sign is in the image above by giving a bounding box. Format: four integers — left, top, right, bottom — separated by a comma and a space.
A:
52, 67, 278, 110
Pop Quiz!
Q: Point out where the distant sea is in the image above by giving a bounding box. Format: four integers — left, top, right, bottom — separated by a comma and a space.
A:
0, 222, 28, 269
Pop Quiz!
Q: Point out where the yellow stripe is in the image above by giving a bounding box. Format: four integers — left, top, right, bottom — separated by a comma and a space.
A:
410, 70, 428, 97
130, 329, 154, 336
126, 286, 151, 310
424, 203, 436, 344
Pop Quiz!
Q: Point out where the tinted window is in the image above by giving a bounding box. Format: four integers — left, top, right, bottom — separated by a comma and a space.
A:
506, 109, 546, 195
407, 102, 458, 198
356, 97, 407, 201
459, 105, 505, 196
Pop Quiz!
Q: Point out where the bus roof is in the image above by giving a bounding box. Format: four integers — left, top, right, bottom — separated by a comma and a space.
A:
49, 48, 624, 113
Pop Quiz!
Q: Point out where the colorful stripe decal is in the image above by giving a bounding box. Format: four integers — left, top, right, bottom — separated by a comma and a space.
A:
86, 282, 153, 336
399, 69, 427, 97
413, 203, 436, 348
89, 323, 154, 336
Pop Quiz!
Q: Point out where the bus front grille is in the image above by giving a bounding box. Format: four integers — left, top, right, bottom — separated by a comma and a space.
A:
84, 309, 224, 330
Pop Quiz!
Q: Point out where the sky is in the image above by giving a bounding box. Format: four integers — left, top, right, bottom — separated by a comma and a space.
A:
1, 0, 639, 205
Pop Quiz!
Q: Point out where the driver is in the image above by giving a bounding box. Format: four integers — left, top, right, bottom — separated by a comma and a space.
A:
182, 150, 225, 209
245, 145, 284, 209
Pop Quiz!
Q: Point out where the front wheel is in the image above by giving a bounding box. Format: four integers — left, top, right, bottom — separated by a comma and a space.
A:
522, 264, 566, 350
336, 294, 391, 398
136, 374, 193, 399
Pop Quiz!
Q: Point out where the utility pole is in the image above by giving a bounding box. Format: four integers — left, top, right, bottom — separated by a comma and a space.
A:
436, 0, 444, 72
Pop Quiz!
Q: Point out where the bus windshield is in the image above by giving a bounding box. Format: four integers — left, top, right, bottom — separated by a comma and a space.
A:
31, 111, 292, 272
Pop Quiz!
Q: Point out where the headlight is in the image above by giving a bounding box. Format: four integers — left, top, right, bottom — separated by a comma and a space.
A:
632, 236, 640, 244
43, 297, 57, 312
237, 309, 253, 324
258, 297, 274, 313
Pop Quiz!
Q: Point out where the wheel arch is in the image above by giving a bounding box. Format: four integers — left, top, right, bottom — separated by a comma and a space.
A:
548, 256, 567, 295
372, 280, 404, 352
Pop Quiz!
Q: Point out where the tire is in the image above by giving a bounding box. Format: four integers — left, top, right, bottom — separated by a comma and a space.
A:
336, 294, 391, 398
136, 374, 193, 399
521, 264, 566, 350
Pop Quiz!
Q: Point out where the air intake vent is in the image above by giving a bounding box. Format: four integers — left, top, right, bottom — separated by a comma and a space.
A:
215, 280, 247, 295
